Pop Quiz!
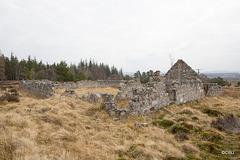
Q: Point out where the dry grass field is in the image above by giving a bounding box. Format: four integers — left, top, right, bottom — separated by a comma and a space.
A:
0, 87, 240, 160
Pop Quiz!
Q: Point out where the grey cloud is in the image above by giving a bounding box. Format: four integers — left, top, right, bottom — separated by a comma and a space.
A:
0, 0, 240, 73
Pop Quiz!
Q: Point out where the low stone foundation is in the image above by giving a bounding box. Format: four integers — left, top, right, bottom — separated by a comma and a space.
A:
56, 80, 124, 89
206, 83, 225, 96
19, 80, 55, 98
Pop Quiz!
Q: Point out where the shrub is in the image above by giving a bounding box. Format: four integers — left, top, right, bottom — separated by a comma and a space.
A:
237, 81, 240, 87
210, 77, 229, 86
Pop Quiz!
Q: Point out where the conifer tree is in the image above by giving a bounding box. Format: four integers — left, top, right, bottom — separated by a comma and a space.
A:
0, 52, 6, 80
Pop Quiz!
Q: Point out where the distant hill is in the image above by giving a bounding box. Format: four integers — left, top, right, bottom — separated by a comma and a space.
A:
203, 73, 240, 81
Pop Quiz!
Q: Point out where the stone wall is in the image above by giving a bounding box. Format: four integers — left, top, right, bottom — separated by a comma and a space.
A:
128, 79, 169, 116
115, 80, 142, 100
165, 59, 206, 105
55, 80, 124, 89
206, 83, 225, 97
168, 80, 205, 105
19, 80, 55, 98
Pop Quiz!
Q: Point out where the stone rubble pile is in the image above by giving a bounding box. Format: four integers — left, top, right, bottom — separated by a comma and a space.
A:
61, 88, 80, 98
101, 93, 129, 120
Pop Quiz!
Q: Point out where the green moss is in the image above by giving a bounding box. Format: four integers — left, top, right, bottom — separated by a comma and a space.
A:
202, 108, 223, 117
157, 120, 174, 128
180, 123, 201, 133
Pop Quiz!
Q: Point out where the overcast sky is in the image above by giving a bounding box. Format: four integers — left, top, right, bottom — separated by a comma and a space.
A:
0, 0, 240, 73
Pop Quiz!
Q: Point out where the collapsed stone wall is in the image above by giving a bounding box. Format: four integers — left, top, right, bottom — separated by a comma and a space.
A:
19, 80, 55, 98
55, 80, 124, 89
18, 80, 131, 98
128, 79, 169, 116
102, 72, 170, 118
206, 83, 225, 96
115, 80, 142, 100
101, 93, 128, 120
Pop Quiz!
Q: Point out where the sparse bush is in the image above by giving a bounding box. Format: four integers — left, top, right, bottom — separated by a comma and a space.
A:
236, 81, 240, 87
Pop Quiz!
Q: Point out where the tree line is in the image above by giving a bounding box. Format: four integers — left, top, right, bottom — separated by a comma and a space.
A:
0, 52, 123, 81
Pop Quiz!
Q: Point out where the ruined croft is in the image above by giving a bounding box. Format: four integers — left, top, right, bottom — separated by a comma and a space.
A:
19, 59, 224, 119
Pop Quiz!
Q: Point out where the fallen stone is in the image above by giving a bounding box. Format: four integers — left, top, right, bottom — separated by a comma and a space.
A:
67, 102, 74, 108
211, 113, 240, 134
61, 88, 80, 98
0, 93, 19, 102
8, 88, 17, 93
93, 119, 99, 123
141, 123, 148, 127
83, 93, 102, 103
134, 122, 141, 128
113, 118, 120, 121
82, 94, 89, 99
65, 88, 76, 94
41, 107, 51, 113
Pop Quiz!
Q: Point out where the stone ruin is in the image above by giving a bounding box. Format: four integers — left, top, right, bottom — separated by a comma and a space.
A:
18, 59, 225, 119
102, 59, 225, 119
